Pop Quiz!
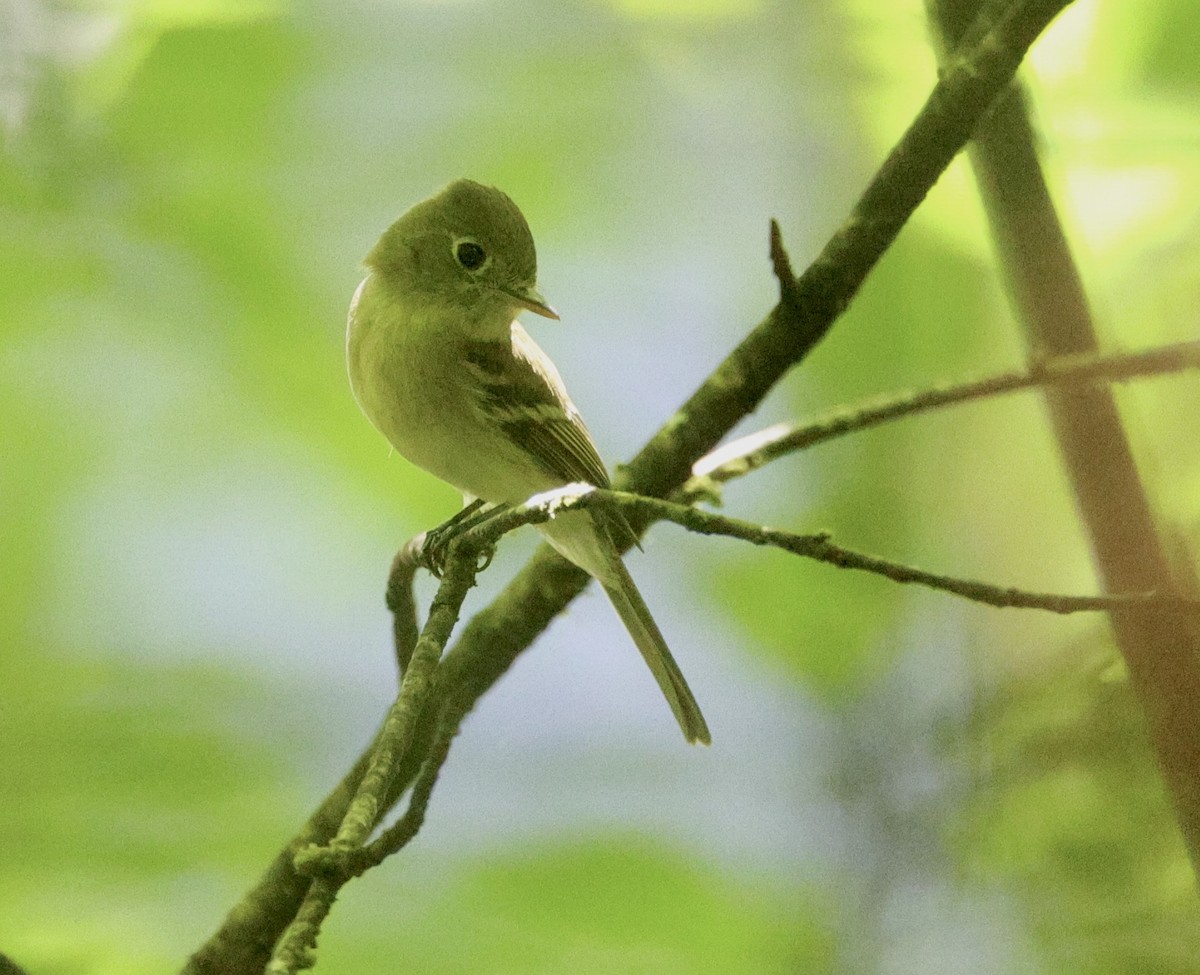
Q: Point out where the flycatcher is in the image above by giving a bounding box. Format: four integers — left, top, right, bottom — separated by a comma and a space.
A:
346, 179, 709, 745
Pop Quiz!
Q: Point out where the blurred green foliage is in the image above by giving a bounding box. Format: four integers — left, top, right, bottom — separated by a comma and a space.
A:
2, 0, 1199, 972
959, 646, 1200, 975
322, 837, 832, 974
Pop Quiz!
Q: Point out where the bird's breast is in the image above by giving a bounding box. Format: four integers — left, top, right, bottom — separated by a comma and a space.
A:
346, 277, 548, 502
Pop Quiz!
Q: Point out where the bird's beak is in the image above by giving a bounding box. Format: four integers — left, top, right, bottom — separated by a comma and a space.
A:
502, 284, 559, 320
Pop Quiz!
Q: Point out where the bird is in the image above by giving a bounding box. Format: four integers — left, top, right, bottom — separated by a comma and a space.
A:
346, 178, 709, 745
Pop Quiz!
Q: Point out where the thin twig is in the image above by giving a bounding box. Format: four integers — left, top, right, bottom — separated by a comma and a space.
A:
298, 545, 479, 870
265, 877, 338, 975
385, 539, 423, 674
271, 551, 481, 967
340, 688, 471, 877
412, 486, 1195, 615
685, 341, 1200, 494
769, 218, 800, 309
572, 491, 1189, 615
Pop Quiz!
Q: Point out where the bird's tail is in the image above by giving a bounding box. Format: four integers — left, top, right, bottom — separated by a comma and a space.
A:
538, 509, 710, 744
600, 558, 711, 746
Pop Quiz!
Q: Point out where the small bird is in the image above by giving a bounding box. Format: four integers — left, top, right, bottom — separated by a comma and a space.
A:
346, 179, 709, 745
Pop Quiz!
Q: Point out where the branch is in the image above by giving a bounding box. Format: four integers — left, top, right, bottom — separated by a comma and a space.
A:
265, 548, 481, 972
327, 547, 476, 855
458, 488, 1194, 615
624, 0, 1077, 502
385, 540, 422, 674
340, 686, 470, 876
685, 341, 1200, 494
388, 486, 1200, 624
265, 877, 337, 975
181, 3, 1078, 971
604, 492, 1194, 614
930, 0, 1200, 872
270, 460, 1195, 965
0, 954, 32, 975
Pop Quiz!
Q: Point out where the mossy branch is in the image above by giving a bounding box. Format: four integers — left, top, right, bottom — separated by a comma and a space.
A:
410, 487, 1199, 617
266, 549, 481, 973
683, 341, 1200, 497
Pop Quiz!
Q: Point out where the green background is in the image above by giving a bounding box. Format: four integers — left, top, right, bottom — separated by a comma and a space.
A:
2, 0, 1199, 971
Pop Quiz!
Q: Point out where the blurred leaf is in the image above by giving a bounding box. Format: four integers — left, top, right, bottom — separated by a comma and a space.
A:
1127, 0, 1200, 93
0, 646, 310, 975
323, 836, 834, 975
608, 0, 763, 22
956, 646, 1198, 975
75, 0, 282, 26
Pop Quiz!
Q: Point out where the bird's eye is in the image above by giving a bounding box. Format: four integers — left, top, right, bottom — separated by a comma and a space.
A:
454, 241, 487, 271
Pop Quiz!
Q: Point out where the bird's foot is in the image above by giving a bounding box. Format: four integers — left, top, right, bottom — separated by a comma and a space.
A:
420, 499, 501, 577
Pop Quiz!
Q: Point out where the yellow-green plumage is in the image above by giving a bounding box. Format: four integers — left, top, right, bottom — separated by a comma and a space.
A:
347, 179, 709, 745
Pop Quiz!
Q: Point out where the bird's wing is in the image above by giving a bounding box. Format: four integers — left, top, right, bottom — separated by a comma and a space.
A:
463, 323, 612, 490
463, 323, 641, 551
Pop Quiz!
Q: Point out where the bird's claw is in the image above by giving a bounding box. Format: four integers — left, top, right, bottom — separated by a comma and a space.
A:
420, 525, 453, 578
420, 524, 496, 578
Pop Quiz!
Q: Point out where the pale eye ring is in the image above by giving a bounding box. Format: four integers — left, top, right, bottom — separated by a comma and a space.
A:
453, 239, 488, 271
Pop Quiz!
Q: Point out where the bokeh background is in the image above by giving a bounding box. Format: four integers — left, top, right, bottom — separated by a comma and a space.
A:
3, 0, 1199, 972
